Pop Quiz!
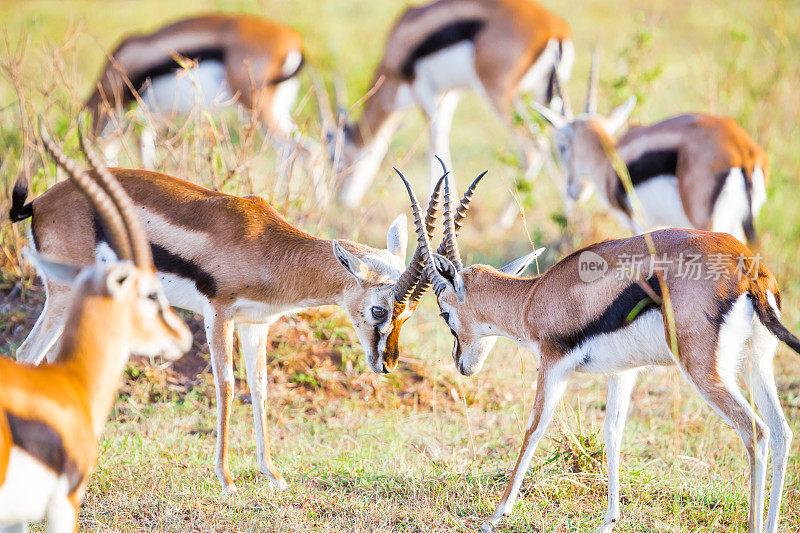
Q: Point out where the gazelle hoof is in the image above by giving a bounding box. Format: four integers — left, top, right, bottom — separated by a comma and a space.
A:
480, 521, 496, 533
270, 477, 289, 491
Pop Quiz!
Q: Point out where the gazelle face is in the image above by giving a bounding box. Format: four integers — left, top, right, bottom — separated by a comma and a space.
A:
333, 215, 412, 374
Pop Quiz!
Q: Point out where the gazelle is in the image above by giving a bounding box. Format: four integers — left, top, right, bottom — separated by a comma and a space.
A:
398, 171, 799, 533
1, 126, 192, 532
85, 13, 305, 167
9, 141, 481, 495
533, 54, 768, 246
328, 0, 574, 208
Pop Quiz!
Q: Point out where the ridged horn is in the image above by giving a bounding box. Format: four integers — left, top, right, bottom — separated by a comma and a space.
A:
442, 172, 462, 270
553, 73, 573, 120
77, 120, 152, 267
393, 172, 445, 305
408, 170, 486, 304
394, 168, 448, 296
39, 121, 133, 262
585, 49, 599, 115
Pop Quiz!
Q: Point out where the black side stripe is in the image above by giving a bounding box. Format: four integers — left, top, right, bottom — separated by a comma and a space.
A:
551, 276, 663, 352
92, 215, 218, 298
7, 413, 84, 493
124, 47, 226, 103
615, 149, 679, 215
400, 19, 485, 79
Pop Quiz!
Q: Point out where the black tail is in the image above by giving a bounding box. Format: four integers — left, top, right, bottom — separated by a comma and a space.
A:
743, 213, 759, 248
9, 174, 33, 222
752, 291, 800, 355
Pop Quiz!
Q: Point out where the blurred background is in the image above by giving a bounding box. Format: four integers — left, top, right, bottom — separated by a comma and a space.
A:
1, 1, 799, 531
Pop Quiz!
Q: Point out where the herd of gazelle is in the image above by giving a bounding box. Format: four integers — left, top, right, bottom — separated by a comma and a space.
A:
2, 0, 795, 532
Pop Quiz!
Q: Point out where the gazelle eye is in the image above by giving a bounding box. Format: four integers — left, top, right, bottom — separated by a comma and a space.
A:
371, 306, 387, 321
440, 312, 450, 323
147, 292, 159, 301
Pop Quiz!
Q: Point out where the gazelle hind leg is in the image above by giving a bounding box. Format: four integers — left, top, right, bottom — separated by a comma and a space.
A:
236, 321, 287, 490
45, 494, 78, 533
746, 320, 792, 533
16, 284, 71, 364
481, 355, 573, 532
205, 308, 238, 495
597, 370, 638, 533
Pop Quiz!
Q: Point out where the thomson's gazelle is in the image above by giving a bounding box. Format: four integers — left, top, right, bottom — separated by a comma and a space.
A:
533, 55, 768, 246
328, 0, 574, 207
1, 126, 191, 532
85, 14, 305, 167
9, 145, 479, 493
398, 171, 798, 533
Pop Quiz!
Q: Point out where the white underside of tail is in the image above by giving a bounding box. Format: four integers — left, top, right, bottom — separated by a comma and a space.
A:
712, 167, 750, 242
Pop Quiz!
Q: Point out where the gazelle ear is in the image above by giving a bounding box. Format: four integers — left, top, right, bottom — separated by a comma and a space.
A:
604, 96, 637, 134
105, 262, 136, 299
530, 101, 568, 129
432, 253, 466, 301
332, 240, 371, 287
499, 248, 546, 277
386, 214, 408, 260
23, 248, 83, 285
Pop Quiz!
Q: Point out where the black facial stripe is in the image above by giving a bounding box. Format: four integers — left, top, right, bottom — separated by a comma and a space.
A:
614, 149, 679, 215
400, 19, 485, 79
551, 276, 663, 352
6, 413, 84, 492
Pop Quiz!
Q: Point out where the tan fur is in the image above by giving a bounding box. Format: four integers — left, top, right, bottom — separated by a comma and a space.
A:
86, 14, 303, 132
353, 0, 570, 143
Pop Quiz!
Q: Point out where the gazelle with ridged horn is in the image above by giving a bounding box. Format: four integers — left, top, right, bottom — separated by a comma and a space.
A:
400, 168, 798, 533
9, 145, 482, 493
534, 52, 768, 246
324, 0, 574, 208
85, 14, 306, 167
0, 125, 192, 532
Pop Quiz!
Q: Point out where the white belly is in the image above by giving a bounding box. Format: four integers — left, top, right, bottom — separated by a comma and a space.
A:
572, 310, 675, 374
633, 175, 694, 230
140, 60, 234, 115
0, 448, 64, 525
159, 273, 208, 315
410, 41, 483, 96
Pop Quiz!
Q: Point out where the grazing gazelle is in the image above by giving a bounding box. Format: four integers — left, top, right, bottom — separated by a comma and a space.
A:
397, 171, 798, 533
9, 139, 480, 494
329, 0, 573, 208
1, 126, 192, 532
85, 13, 305, 166
533, 55, 769, 246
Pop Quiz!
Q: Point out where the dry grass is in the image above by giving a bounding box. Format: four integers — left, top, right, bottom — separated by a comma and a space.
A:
1, 0, 800, 531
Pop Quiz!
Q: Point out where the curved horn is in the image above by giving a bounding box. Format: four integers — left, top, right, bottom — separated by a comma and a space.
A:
585, 49, 599, 115
77, 120, 152, 267
39, 121, 133, 261
553, 73, 573, 120
408, 170, 487, 304
394, 172, 445, 305
442, 171, 463, 270
394, 168, 448, 296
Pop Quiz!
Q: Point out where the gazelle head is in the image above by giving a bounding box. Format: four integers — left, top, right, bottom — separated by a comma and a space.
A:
334, 165, 485, 374
533, 52, 636, 200
36, 121, 193, 361
397, 171, 543, 376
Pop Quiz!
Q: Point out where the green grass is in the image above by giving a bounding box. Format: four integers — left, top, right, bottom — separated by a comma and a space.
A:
2, 0, 800, 531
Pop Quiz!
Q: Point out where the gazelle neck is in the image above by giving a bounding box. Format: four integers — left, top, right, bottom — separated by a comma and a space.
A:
56, 295, 131, 438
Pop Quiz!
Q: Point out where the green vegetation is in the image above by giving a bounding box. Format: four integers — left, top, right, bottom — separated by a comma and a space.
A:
1, 0, 799, 531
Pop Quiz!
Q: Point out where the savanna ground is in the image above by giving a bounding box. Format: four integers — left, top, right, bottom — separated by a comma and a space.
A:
1, 0, 800, 531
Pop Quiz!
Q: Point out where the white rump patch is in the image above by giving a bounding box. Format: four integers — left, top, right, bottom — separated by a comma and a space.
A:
282, 50, 303, 77
570, 310, 674, 374
272, 78, 299, 134
518, 39, 566, 100
632, 175, 692, 230
750, 166, 767, 216
141, 60, 234, 115
711, 167, 749, 242
715, 293, 754, 386
0, 448, 65, 524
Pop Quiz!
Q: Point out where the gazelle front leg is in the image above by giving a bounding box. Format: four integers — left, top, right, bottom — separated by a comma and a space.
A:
598, 369, 637, 533
205, 308, 238, 494
236, 321, 288, 490
482, 355, 573, 532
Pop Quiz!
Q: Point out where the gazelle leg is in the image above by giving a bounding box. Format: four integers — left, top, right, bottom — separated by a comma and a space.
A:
427, 91, 459, 192
16, 284, 71, 364
685, 364, 769, 533
482, 357, 573, 532
205, 309, 238, 495
45, 494, 78, 533
236, 321, 287, 490
747, 322, 792, 533
138, 125, 157, 169
597, 369, 638, 533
